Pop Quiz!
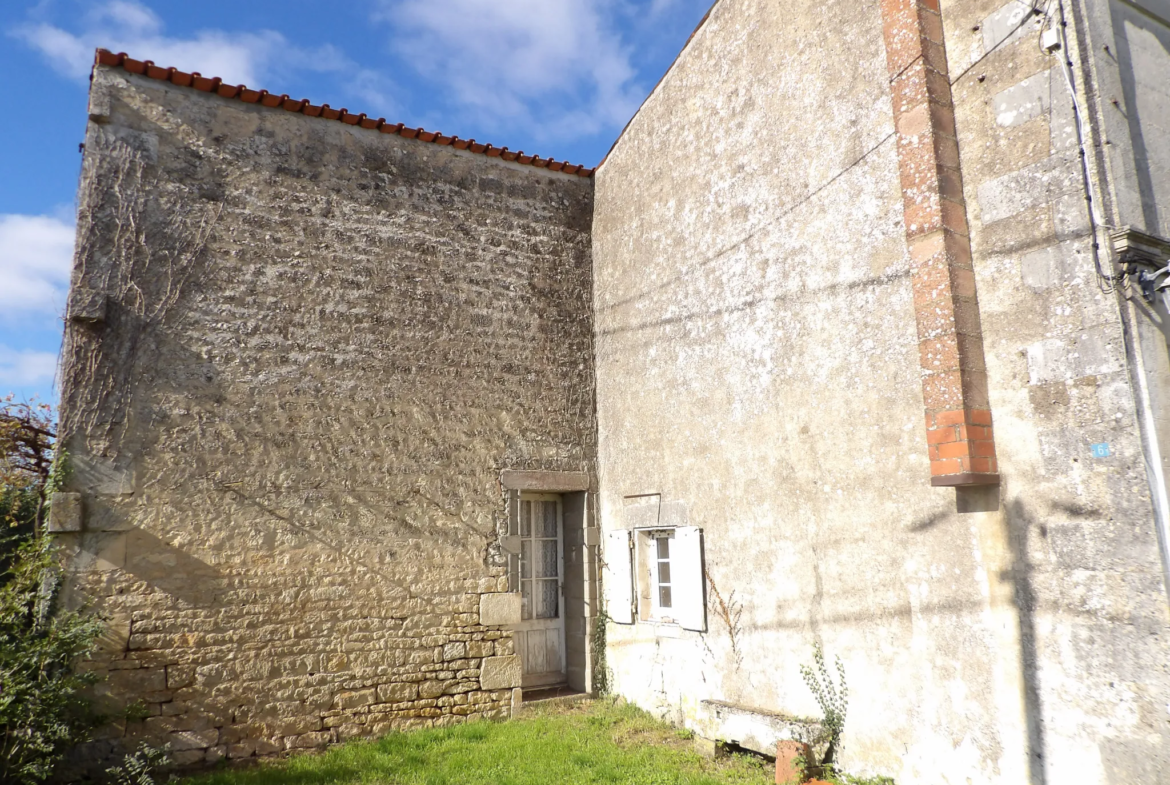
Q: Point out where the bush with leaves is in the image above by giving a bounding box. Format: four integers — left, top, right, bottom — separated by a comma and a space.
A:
0, 532, 105, 783
1, 397, 107, 783
0, 482, 39, 538
800, 643, 849, 769
106, 743, 170, 785
1, 397, 56, 568
1, 398, 55, 496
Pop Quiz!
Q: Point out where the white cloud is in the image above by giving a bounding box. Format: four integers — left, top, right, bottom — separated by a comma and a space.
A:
377, 0, 644, 140
11, 1, 396, 113
91, 0, 165, 33
648, 0, 683, 17
13, 2, 281, 86
0, 346, 58, 390
0, 214, 75, 322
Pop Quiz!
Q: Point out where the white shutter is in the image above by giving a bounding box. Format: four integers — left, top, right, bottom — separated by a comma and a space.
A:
673, 526, 706, 632
604, 529, 635, 624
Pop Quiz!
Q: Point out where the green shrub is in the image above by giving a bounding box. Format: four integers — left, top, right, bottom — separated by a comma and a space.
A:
0, 532, 104, 784
0, 485, 40, 569
0, 484, 40, 529
107, 743, 171, 785
800, 643, 848, 767
1, 397, 55, 538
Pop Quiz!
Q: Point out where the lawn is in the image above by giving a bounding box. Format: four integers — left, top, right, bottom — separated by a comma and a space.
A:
180, 698, 773, 785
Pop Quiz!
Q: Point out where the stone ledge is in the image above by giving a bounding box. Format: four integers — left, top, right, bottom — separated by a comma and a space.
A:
68, 287, 108, 324
930, 472, 1000, 487
696, 699, 822, 757
500, 470, 589, 491
1112, 225, 1170, 265
72, 454, 137, 495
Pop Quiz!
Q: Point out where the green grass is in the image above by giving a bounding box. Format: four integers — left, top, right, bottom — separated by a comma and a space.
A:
181, 699, 772, 785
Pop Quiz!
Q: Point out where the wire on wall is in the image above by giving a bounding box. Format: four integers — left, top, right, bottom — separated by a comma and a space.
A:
1043, 0, 1121, 293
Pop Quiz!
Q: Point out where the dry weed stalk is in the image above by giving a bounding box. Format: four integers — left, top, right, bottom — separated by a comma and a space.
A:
704, 568, 743, 668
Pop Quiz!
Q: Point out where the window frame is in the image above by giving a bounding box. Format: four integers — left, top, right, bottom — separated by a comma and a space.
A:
634, 527, 679, 625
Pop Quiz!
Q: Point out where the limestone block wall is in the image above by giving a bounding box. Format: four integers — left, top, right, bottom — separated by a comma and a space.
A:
57, 65, 595, 769
942, 0, 1170, 781
1085, 0, 1170, 241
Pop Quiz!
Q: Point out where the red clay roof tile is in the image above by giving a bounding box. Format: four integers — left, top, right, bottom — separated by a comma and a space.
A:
92, 49, 593, 177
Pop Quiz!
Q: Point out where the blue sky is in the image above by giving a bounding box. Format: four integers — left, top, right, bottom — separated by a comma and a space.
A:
0, 0, 712, 408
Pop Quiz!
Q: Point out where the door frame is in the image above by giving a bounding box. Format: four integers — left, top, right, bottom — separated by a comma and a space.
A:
514, 492, 567, 688
499, 470, 598, 696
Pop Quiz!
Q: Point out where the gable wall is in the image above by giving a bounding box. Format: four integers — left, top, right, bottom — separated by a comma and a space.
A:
57, 66, 596, 770
593, 0, 973, 777
593, 0, 1170, 783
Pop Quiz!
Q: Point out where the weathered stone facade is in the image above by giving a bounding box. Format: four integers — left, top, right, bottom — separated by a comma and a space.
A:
593, 0, 1170, 784
57, 0, 1170, 781
57, 64, 595, 769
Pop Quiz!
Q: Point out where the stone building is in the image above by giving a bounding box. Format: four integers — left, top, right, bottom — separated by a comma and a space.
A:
54, 0, 1170, 782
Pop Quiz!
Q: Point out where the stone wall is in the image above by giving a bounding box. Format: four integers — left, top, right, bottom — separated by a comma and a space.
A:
944, 0, 1170, 780
57, 64, 595, 769
1088, 0, 1170, 240
593, 0, 1170, 783
594, 0, 946, 774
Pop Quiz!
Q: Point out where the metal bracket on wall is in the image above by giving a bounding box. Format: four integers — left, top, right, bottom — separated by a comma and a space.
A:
1114, 227, 1170, 305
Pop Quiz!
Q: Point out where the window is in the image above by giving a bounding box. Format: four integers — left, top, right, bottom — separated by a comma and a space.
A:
655, 535, 672, 610
604, 525, 706, 631
641, 530, 676, 622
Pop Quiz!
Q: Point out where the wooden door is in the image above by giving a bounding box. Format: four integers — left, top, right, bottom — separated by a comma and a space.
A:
510, 494, 565, 688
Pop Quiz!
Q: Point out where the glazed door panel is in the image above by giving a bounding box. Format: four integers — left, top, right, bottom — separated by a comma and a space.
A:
510, 494, 565, 688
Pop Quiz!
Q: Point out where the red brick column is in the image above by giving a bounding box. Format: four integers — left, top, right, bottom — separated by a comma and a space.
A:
879, 0, 999, 486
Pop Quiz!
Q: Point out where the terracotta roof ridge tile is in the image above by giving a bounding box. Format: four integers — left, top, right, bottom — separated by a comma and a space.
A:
92, 49, 594, 178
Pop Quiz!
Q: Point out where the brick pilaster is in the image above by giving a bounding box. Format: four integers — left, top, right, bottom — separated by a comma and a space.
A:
879, 0, 999, 486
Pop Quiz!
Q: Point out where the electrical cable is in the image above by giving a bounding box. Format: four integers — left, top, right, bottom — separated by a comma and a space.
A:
1047, 0, 1120, 292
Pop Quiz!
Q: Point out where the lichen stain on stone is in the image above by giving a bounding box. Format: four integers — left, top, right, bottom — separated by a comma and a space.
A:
57, 65, 598, 772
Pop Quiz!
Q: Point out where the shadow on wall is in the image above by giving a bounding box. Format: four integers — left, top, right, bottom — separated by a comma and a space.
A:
75, 485, 497, 614
62, 527, 223, 610
614, 483, 1148, 785
61, 528, 222, 620
70, 307, 502, 609
951, 487, 1047, 785
955, 486, 1148, 785
121, 527, 224, 607
209, 482, 491, 605
995, 489, 1046, 785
